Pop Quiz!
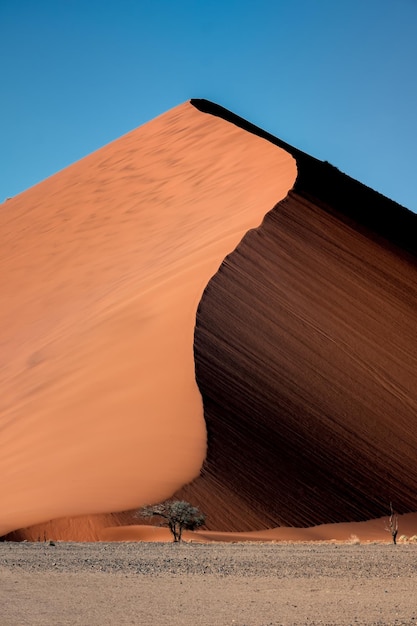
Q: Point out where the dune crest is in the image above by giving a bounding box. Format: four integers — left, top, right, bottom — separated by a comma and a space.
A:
0, 101, 296, 538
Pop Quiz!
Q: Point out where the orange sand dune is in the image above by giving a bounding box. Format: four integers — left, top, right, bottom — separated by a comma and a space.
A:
3, 100, 417, 543
0, 101, 296, 538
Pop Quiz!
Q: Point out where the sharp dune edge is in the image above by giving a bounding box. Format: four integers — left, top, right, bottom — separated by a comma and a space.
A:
2, 99, 417, 543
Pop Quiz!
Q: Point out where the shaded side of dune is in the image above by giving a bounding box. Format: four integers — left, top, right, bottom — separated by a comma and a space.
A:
176, 100, 417, 531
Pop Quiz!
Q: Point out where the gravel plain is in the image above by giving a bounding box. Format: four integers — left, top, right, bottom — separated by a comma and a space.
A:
1, 541, 417, 625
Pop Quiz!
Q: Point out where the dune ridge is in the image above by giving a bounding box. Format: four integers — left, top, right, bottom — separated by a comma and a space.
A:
0, 101, 296, 539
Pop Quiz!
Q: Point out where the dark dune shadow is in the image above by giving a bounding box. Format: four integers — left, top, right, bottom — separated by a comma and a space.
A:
178, 101, 417, 530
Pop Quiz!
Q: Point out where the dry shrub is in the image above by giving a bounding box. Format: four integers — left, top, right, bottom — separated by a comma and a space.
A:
347, 534, 360, 545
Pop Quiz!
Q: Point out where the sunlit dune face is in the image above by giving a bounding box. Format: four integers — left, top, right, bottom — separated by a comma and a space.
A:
0, 101, 296, 537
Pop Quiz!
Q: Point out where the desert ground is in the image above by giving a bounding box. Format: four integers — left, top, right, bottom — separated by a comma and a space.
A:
1, 541, 417, 625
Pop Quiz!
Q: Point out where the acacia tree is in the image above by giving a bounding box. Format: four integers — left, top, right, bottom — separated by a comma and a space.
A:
138, 500, 205, 542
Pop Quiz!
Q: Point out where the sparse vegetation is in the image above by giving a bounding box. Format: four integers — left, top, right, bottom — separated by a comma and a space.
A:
385, 502, 399, 545
138, 500, 205, 542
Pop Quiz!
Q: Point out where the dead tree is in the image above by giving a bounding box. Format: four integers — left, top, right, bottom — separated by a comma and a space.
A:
386, 502, 399, 545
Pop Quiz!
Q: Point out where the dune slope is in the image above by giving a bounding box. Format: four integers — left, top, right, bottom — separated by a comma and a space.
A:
4, 99, 417, 541
0, 102, 296, 539
175, 101, 417, 531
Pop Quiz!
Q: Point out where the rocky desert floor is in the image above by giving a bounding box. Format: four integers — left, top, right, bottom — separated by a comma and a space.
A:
1, 541, 416, 625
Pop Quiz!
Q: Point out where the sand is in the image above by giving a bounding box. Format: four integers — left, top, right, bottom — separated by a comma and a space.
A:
2, 541, 417, 625
3, 98, 417, 543
95, 510, 417, 543
183, 189, 417, 531
0, 101, 296, 538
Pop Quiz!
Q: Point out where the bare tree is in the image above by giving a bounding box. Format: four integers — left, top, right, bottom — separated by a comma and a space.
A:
138, 500, 205, 542
385, 502, 399, 545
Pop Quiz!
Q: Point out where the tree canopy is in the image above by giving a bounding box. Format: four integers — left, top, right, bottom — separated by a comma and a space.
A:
139, 500, 205, 542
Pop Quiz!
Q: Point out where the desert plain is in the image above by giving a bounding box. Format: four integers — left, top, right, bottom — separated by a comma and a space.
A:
1, 541, 417, 625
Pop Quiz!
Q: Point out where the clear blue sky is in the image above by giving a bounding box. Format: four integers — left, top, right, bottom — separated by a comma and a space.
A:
2, 0, 417, 211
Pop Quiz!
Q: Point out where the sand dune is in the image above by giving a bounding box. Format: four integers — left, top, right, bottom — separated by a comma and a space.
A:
0, 101, 296, 539
2, 99, 417, 543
